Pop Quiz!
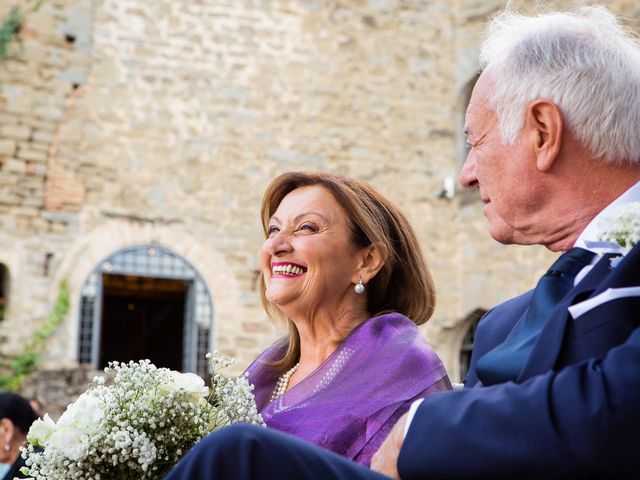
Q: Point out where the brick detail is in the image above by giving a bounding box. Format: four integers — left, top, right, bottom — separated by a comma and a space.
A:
44, 87, 86, 211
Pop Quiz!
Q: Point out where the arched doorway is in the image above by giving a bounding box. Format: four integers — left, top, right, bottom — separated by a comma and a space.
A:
77, 244, 213, 377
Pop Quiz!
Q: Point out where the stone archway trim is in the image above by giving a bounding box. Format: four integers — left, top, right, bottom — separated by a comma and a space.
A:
50, 219, 244, 365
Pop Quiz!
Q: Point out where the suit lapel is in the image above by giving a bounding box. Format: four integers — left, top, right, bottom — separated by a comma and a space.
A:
590, 243, 640, 293
517, 253, 616, 381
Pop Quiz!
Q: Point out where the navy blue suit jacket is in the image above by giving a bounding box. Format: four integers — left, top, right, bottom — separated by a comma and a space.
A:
399, 244, 640, 479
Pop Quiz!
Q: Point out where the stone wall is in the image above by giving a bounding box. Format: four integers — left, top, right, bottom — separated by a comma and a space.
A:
0, 0, 95, 360
19, 365, 97, 419
0, 0, 638, 410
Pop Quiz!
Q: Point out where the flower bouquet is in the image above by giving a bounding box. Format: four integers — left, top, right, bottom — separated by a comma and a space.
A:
21, 353, 264, 479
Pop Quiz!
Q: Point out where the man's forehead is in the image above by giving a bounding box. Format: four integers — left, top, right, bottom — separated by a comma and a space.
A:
465, 75, 494, 133
464, 101, 484, 134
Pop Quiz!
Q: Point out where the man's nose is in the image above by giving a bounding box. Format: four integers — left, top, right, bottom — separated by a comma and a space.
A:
459, 153, 479, 189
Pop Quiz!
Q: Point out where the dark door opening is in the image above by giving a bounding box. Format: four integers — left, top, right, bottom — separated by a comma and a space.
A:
99, 274, 189, 371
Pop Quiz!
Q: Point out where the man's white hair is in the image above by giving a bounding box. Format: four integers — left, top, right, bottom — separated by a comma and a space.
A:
480, 6, 640, 164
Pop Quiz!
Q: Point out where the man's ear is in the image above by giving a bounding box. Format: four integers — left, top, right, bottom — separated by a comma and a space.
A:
353, 243, 387, 284
525, 99, 563, 172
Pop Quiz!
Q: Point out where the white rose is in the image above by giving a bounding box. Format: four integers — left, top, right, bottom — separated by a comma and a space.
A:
48, 427, 90, 461
57, 391, 104, 428
46, 391, 104, 461
27, 414, 56, 445
158, 371, 209, 402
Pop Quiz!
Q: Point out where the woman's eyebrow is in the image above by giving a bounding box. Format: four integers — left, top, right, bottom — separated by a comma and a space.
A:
269, 212, 330, 224
292, 212, 329, 223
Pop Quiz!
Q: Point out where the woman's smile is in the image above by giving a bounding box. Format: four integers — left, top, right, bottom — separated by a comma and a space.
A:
271, 262, 307, 278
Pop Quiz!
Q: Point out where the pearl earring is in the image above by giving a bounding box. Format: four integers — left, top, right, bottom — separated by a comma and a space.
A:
354, 279, 365, 294
3, 442, 9, 452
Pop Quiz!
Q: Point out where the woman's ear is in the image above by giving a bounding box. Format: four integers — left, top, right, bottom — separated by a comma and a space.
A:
525, 99, 563, 172
353, 242, 387, 284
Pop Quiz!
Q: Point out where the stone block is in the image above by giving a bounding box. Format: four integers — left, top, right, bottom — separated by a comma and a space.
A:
14, 206, 38, 217
236, 336, 258, 348
242, 321, 271, 334
32, 130, 55, 144
22, 195, 44, 208
17, 148, 48, 162
0, 124, 31, 141
27, 162, 48, 177
0, 140, 16, 156
2, 157, 25, 174
34, 106, 64, 122
0, 113, 18, 124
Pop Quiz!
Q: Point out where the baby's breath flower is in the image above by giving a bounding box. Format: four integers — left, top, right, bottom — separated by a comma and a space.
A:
22, 357, 263, 479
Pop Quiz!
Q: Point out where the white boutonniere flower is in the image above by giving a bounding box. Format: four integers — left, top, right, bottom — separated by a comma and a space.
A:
595, 202, 640, 267
597, 202, 640, 250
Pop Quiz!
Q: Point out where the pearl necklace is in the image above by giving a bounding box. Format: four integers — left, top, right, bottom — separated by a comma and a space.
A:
270, 362, 299, 402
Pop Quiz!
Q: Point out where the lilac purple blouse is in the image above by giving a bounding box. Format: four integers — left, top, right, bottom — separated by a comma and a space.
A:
245, 312, 450, 466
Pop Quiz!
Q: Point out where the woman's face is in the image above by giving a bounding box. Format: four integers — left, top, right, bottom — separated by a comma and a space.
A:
260, 185, 365, 317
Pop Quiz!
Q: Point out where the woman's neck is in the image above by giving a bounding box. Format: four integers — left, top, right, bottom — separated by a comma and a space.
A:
289, 307, 368, 383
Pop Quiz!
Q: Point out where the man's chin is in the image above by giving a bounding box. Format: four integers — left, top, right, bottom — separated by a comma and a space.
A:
489, 225, 544, 247
485, 213, 519, 245
489, 228, 518, 245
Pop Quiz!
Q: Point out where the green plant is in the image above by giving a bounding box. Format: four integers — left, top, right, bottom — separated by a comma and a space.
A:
0, 1, 44, 62
0, 279, 70, 391
0, 7, 22, 62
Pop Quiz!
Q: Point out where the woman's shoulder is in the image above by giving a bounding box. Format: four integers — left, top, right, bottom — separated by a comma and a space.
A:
365, 311, 425, 339
364, 312, 446, 374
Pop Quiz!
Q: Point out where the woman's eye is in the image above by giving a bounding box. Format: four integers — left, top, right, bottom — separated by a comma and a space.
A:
298, 223, 318, 233
267, 226, 280, 237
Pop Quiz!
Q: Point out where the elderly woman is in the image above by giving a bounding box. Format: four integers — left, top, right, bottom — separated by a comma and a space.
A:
245, 172, 450, 466
0, 392, 38, 480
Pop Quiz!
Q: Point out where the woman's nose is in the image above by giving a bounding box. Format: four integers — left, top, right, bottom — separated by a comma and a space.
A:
265, 230, 294, 256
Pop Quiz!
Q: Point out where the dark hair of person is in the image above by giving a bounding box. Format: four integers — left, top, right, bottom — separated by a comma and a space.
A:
0, 392, 38, 434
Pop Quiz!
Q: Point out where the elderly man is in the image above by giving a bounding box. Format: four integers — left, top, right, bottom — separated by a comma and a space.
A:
165, 6, 640, 479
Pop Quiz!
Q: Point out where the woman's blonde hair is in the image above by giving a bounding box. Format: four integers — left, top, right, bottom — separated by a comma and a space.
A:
260, 172, 435, 372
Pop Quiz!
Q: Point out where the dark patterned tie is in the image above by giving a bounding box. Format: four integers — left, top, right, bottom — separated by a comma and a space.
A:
476, 247, 596, 385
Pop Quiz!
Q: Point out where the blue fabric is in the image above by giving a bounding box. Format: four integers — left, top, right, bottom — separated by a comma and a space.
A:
399, 243, 640, 479
475, 247, 595, 385
463, 291, 533, 387
164, 424, 390, 480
